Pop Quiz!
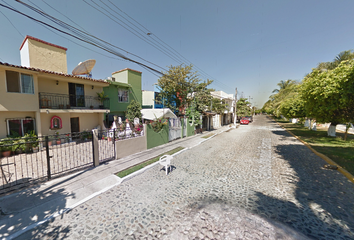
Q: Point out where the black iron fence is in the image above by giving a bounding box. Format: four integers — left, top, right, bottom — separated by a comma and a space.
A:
0, 132, 95, 194
0, 125, 145, 194
39, 92, 110, 110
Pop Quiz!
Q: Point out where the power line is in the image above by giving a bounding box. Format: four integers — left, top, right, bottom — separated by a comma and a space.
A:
1, 2, 165, 75
25, 0, 129, 62
103, 0, 232, 92
39, 0, 89, 33
82, 0, 183, 65
17, 0, 167, 71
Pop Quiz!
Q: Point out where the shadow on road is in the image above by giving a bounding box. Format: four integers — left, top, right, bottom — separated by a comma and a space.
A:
250, 139, 354, 239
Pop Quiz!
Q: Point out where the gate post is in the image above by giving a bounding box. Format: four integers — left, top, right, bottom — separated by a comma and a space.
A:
113, 129, 116, 159
181, 118, 184, 139
92, 129, 99, 166
45, 136, 52, 180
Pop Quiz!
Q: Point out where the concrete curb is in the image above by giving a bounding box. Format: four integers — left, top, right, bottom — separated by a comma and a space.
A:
7, 127, 231, 239
271, 118, 354, 184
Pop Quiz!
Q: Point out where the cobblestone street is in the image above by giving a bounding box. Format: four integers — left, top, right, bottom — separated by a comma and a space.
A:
17, 115, 354, 239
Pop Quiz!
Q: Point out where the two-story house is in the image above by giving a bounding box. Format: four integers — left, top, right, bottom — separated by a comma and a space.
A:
103, 68, 142, 127
211, 91, 235, 128
0, 36, 110, 139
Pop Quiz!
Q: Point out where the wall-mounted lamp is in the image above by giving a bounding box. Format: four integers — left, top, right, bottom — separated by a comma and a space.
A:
56, 80, 59, 85
92, 85, 94, 89
46, 110, 49, 114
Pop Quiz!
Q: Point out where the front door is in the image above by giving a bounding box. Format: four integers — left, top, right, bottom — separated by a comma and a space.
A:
70, 117, 80, 133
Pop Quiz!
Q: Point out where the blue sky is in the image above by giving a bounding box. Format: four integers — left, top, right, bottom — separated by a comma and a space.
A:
1, 0, 354, 107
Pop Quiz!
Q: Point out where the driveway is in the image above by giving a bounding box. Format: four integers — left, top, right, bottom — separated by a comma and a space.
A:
17, 115, 354, 239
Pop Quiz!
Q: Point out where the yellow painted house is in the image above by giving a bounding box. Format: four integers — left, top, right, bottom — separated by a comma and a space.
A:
0, 36, 109, 139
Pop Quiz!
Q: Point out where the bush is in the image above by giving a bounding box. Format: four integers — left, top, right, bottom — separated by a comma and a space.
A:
150, 117, 168, 133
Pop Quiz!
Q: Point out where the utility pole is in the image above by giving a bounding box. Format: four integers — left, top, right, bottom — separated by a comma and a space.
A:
233, 88, 237, 126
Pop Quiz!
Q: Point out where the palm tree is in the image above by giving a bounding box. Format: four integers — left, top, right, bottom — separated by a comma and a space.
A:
317, 50, 354, 71
272, 80, 296, 93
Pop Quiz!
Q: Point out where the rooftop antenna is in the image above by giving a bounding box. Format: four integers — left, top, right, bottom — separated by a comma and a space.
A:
72, 59, 96, 78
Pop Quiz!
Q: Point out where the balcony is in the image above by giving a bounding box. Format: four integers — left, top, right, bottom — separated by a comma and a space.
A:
39, 92, 110, 110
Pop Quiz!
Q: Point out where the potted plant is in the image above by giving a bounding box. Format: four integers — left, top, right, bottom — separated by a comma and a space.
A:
0, 139, 13, 157
65, 134, 71, 143
55, 131, 61, 145
12, 139, 24, 154
96, 91, 108, 109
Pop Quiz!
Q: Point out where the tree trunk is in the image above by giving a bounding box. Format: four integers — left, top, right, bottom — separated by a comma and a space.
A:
304, 119, 310, 128
311, 121, 317, 131
344, 124, 350, 141
327, 123, 336, 137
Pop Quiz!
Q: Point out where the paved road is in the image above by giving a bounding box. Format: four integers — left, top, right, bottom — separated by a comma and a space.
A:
17, 115, 354, 239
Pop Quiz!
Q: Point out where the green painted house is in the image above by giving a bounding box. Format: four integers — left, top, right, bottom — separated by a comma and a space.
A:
103, 68, 142, 126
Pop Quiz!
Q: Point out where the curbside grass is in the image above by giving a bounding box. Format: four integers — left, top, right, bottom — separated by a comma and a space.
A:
271, 117, 354, 184
116, 147, 184, 178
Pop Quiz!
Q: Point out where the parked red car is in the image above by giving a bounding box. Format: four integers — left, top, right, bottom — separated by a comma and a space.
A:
240, 117, 250, 125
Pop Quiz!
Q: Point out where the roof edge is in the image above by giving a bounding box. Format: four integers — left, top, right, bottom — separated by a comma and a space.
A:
0, 61, 108, 84
20, 35, 68, 51
112, 68, 142, 75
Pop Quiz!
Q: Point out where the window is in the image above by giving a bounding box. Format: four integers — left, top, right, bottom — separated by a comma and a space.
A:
6, 71, 34, 94
69, 83, 85, 107
6, 118, 35, 137
118, 89, 129, 102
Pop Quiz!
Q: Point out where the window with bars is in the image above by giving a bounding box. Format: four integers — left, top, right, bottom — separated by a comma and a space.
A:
6, 71, 34, 94
118, 89, 129, 102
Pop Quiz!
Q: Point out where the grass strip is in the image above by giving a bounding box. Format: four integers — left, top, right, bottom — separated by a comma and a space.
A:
275, 120, 354, 176
116, 147, 185, 178
201, 133, 214, 139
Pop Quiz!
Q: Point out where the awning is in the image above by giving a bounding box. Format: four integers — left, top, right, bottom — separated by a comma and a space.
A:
141, 108, 177, 120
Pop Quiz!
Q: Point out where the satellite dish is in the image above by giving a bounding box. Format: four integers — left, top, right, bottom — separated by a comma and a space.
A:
72, 59, 96, 77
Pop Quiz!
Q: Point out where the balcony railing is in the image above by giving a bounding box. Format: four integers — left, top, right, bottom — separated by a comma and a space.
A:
39, 92, 110, 110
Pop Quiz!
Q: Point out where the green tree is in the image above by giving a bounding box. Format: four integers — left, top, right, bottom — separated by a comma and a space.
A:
209, 98, 229, 114
265, 80, 298, 117
316, 50, 354, 71
300, 60, 354, 139
126, 100, 142, 123
279, 92, 305, 119
272, 79, 296, 93
237, 98, 251, 117
156, 64, 213, 116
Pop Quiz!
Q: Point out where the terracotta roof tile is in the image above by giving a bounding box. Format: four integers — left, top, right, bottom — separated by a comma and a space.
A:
0, 62, 109, 84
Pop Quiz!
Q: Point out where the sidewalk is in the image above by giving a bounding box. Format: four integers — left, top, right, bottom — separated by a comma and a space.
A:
0, 125, 232, 239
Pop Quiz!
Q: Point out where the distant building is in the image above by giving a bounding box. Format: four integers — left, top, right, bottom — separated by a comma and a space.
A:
142, 90, 164, 109
103, 68, 142, 127
210, 91, 235, 128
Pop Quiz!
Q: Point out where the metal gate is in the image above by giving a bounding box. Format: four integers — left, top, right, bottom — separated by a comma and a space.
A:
169, 118, 181, 141
95, 129, 115, 163
0, 132, 94, 195
182, 117, 187, 137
